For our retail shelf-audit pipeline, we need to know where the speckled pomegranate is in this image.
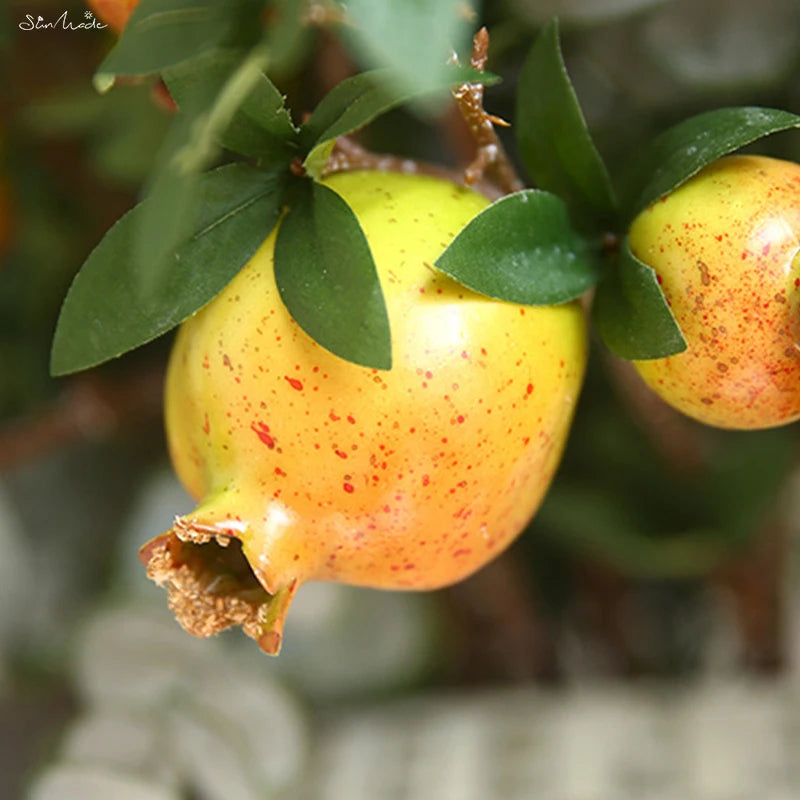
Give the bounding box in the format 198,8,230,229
140,170,587,654
631,155,800,429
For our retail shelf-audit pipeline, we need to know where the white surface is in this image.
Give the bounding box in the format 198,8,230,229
299,679,800,799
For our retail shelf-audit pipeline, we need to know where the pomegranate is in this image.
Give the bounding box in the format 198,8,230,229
630,155,800,429
141,170,587,653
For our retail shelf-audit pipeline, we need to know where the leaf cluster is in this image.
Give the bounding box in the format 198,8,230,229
51,0,490,374
51,4,800,377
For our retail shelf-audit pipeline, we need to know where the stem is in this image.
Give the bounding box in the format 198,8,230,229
322,136,506,201
451,27,524,196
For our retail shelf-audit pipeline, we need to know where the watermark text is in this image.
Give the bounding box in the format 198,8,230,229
19,10,107,31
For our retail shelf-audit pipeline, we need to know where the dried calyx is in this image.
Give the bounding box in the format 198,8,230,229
140,525,296,655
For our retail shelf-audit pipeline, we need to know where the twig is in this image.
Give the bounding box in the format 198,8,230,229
451,28,524,195
323,136,507,201
0,364,165,473
441,550,560,683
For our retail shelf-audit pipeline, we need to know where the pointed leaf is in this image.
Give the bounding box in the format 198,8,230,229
132,49,300,297
620,106,800,221
51,165,285,375
593,238,687,360
343,0,475,93
274,180,391,369
162,48,299,163
301,65,496,178
94,0,252,84
435,190,596,305
516,19,616,227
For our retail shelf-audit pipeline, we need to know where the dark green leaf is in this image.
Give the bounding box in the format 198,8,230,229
300,65,496,178
162,48,299,163
435,190,597,305
133,48,300,292
620,106,800,221
51,164,285,375
94,0,257,85
516,19,616,228
274,180,391,369
593,238,687,360
343,0,474,94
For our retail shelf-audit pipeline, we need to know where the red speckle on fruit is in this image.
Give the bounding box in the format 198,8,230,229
285,376,303,391
251,422,275,448
343,482,355,493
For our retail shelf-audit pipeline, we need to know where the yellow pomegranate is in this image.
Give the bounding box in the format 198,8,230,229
141,170,587,654
630,155,800,429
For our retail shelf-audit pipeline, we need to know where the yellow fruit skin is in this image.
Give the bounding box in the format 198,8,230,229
630,155,800,429
148,171,587,652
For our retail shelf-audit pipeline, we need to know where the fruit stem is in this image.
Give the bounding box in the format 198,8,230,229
451,27,524,195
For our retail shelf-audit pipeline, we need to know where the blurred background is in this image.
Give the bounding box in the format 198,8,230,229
3,0,800,797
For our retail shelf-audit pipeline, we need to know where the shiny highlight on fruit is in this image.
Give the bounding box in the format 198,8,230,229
141,170,587,654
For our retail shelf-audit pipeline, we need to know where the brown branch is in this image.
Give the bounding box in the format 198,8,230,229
323,136,507,201
451,28,524,195
0,364,165,473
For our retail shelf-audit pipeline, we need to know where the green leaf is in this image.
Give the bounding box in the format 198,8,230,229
51,164,285,375
593,238,687,360
343,0,475,94
435,190,597,305
94,0,257,85
300,65,495,179
162,48,299,163
274,180,391,370
132,48,299,296
620,106,800,221
516,19,616,228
